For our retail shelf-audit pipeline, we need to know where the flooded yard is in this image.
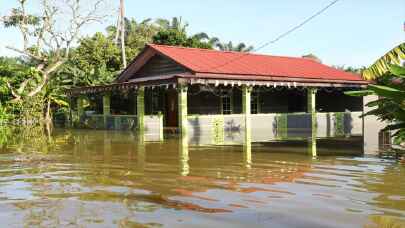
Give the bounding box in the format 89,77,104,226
0,127,404,227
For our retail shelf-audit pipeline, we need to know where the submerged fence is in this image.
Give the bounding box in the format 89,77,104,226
71,113,163,142
69,111,363,145
187,112,363,145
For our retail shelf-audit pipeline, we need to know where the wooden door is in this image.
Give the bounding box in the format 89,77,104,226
165,89,178,127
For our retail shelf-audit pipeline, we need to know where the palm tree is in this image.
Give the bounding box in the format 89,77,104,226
191,32,220,46
216,41,254,52
155,17,188,33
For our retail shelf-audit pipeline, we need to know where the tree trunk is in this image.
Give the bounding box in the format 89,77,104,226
45,99,52,124
120,0,127,68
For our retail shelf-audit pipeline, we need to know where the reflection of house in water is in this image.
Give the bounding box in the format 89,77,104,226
69,131,312,212
67,44,383,154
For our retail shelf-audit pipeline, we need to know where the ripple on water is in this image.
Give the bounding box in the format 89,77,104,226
0,128,404,228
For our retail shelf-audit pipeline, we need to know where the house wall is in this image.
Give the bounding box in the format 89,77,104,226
363,95,387,154
134,54,188,78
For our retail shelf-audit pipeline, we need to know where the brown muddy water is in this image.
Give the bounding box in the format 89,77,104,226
0,127,404,228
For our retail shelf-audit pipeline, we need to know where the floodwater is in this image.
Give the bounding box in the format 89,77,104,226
0,127,404,228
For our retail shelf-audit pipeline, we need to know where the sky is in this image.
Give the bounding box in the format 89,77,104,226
0,0,404,68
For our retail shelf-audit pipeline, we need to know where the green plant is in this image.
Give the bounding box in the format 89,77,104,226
362,43,405,80
346,65,405,145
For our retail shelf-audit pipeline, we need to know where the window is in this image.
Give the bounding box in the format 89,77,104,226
251,91,260,114
151,89,160,114
221,91,233,114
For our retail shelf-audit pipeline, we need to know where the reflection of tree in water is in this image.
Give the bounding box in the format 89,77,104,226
365,215,405,228
357,163,405,227
359,165,405,213
0,125,71,157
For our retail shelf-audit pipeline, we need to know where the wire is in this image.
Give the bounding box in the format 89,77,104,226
208,0,341,71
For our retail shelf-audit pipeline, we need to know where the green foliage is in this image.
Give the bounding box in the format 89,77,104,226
74,33,121,74
333,65,365,74
346,65,405,145
152,17,214,49
362,43,405,80
1,15,254,124
2,8,40,27
151,19,253,51
153,29,189,46
107,18,161,63
216,41,254,52
63,32,121,86
0,57,44,122
0,102,10,123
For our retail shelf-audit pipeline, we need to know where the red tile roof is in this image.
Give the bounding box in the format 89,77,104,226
148,44,365,83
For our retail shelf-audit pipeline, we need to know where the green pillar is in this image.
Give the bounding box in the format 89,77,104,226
137,86,145,137
307,88,317,157
243,140,252,169
103,94,111,116
77,96,85,118
242,86,252,146
103,94,111,129
137,135,146,172
68,97,74,127
103,131,112,164
178,85,188,145
158,112,164,141
179,136,189,176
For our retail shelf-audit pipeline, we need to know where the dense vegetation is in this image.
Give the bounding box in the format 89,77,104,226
0,0,252,124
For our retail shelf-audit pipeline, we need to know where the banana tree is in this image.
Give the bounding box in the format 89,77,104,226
362,43,405,80
346,65,405,145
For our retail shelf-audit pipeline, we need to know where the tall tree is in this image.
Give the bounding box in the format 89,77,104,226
62,32,122,87
152,17,213,49
119,0,127,68
192,32,220,46
2,0,108,104
155,17,188,33
107,18,160,61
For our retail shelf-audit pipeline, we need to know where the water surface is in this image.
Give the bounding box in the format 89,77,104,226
0,127,404,227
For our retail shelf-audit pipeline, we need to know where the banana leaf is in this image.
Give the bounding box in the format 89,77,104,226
390,65,405,78
368,85,405,102
344,90,373,96
383,122,405,131
362,43,405,80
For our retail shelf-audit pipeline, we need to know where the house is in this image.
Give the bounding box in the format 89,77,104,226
67,44,371,155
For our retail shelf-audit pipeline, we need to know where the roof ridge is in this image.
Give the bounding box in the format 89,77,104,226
147,43,318,62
